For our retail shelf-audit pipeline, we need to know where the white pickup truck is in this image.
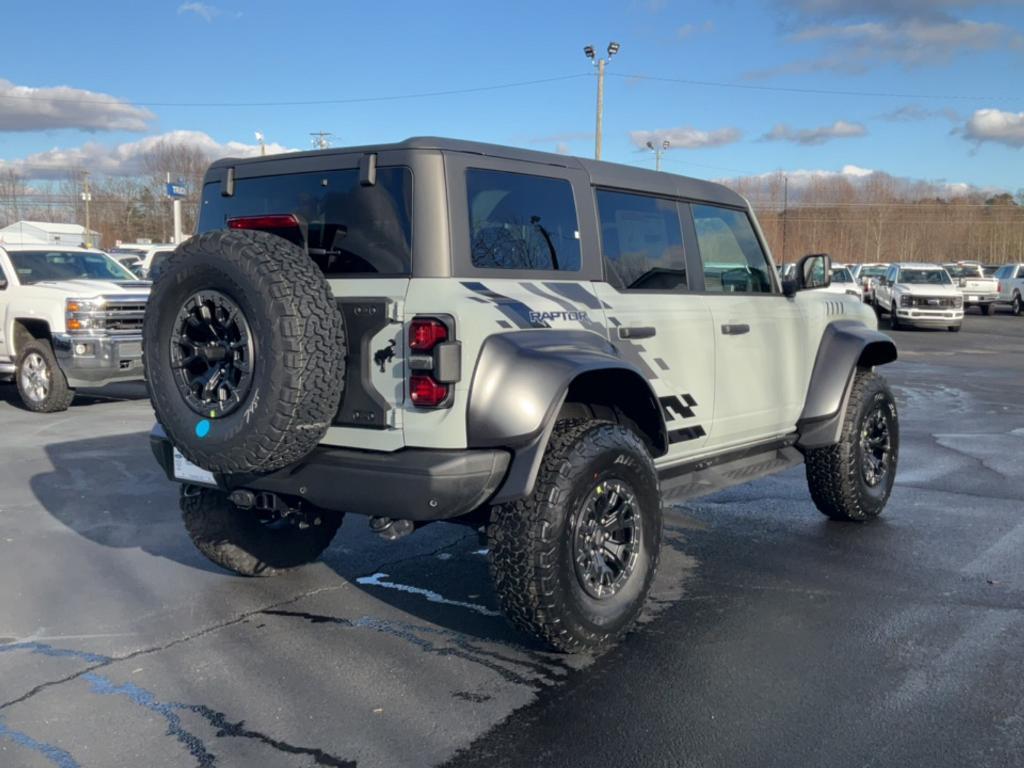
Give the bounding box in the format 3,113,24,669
994,263,1024,316
943,262,1000,315
0,244,150,411
874,262,964,331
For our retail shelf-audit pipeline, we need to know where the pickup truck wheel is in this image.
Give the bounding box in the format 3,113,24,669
980,304,991,316
805,370,898,522
948,325,961,332
144,229,345,474
180,486,342,576
889,304,901,330
487,419,662,653
15,340,75,413
1012,293,1022,317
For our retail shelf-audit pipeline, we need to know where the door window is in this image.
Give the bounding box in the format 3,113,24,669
596,189,687,290
466,169,580,271
692,205,773,293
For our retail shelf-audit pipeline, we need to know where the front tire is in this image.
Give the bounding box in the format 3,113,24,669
15,339,75,413
488,420,662,653
948,325,961,332
181,486,342,576
805,370,899,522
889,304,901,330
1012,293,1022,317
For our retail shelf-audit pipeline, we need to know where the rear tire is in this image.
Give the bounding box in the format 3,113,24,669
1012,293,1022,317
980,304,991,316
488,419,661,653
181,486,342,576
15,339,75,413
805,370,898,522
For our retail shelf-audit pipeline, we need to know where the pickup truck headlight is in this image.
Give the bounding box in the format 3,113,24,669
953,295,964,308
899,294,913,308
65,298,104,332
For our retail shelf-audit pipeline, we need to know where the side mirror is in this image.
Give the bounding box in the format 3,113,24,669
782,278,797,298
795,253,831,291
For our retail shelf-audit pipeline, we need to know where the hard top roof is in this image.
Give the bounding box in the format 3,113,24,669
206,136,747,208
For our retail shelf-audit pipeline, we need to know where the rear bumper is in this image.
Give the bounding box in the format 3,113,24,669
961,293,998,305
150,426,511,522
52,333,145,388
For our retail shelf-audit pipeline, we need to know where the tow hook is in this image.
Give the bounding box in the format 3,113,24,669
370,516,416,541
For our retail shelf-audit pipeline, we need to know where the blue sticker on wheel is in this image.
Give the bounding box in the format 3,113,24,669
195,419,211,438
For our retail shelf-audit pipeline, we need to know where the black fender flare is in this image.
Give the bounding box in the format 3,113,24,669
466,329,667,504
796,320,898,450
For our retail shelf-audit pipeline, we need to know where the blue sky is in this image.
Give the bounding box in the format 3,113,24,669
1,0,1022,191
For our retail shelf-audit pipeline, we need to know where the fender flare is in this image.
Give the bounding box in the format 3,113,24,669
796,320,898,450
466,329,666,504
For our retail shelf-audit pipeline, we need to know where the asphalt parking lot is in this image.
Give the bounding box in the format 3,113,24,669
1,311,1022,768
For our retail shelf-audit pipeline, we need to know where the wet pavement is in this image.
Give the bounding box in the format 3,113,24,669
1,310,1022,767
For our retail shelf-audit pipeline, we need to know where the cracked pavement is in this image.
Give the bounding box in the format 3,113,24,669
1,313,1022,767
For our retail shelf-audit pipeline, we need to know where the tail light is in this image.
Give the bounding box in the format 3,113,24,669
408,316,457,408
998,281,1003,292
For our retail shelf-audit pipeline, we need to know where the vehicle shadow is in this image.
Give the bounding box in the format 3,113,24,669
0,380,149,410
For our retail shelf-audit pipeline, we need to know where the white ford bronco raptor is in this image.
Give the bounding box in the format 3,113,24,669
144,138,899,652
0,244,150,411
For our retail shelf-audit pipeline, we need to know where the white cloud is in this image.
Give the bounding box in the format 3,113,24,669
760,120,867,145
178,2,221,22
0,130,298,180
752,2,1023,76
0,79,153,133
962,108,1024,148
629,125,742,150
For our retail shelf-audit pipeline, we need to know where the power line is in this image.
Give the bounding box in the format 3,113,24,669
608,72,1015,102
0,74,592,108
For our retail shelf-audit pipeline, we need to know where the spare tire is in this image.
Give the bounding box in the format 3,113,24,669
143,229,345,474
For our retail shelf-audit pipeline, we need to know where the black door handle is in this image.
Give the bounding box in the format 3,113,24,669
721,323,750,336
618,326,656,340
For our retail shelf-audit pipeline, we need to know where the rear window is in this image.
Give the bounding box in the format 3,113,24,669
466,169,580,271
198,167,412,276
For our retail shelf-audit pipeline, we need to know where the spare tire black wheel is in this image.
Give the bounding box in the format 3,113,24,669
144,229,345,475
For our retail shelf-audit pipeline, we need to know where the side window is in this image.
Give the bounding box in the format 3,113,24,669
466,169,580,271
596,189,687,290
692,204,774,293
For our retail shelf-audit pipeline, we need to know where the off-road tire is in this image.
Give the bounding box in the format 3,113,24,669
488,419,662,653
805,370,899,522
1012,293,1022,317
15,339,75,413
180,486,342,576
144,230,345,474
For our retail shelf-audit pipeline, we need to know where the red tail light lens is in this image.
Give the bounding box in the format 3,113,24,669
228,214,301,230
410,375,449,407
409,318,448,351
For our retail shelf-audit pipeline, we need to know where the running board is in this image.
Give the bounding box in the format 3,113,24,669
658,437,803,504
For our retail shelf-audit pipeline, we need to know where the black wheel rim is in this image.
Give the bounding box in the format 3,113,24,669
171,290,254,418
859,405,892,487
572,479,642,599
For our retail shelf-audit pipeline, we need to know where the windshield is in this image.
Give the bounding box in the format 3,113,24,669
861,266,887,278
832,267,853,283
9,250,137,285
944,264,983,279
901,269,952,285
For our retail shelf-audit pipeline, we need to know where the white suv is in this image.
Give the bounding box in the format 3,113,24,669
874,263,964,331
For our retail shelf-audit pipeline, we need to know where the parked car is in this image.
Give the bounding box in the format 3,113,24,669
110,243,177,279
142,137,899,652
943,262,1000,315
111,252,146,278
874,263,964,331
853,263,889,304
819,266,862,297
0,245,150,411
982,264,1000,277
994,263,1024,316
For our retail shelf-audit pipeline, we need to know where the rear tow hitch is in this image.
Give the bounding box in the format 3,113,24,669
229,489,323,529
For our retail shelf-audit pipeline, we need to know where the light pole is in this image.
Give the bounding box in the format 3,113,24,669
584,42,620,160
646,139,670,171
80,170,93,248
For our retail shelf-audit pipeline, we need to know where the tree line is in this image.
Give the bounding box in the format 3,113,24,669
1,142,1022,265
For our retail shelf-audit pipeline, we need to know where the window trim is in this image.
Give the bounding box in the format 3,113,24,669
444,153,601,281
686,201,781,297
594,187,693,294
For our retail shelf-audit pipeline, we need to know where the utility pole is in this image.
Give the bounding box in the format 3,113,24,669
781,174,789,265
310,131,333,150
255,131,266,156
80,170,93,247
646,139,670,171
584,42,620,160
